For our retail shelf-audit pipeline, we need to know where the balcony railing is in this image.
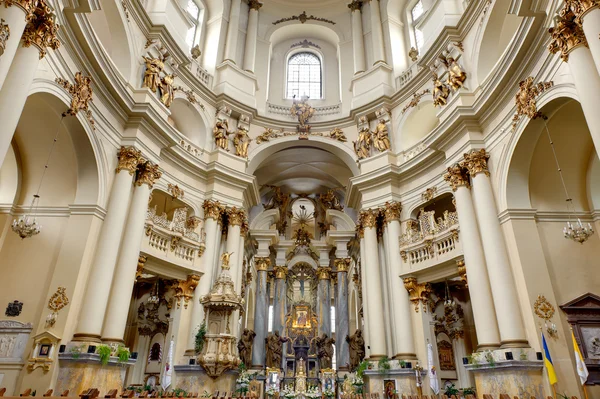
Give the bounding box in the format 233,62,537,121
400,210,462,267
266,102,342,117
142,206,206,268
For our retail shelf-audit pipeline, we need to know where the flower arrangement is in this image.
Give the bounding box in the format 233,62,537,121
323,388,335,399
282,385,297,399
305,386,321,399
266,387,278,398
236,370,251,394
351,376,364,386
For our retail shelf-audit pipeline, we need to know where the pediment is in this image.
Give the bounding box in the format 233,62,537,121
560,293,600,313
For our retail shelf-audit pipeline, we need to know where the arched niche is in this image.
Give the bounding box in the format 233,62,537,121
149,189,196,220
87,1,134,81
169,98,208,148
397,100,439,150
473,0,522,85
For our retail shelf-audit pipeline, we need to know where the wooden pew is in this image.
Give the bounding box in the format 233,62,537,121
61,390,70,397
80,388,100,399
20,389,32,397
0,388,6,397
105,389,118,398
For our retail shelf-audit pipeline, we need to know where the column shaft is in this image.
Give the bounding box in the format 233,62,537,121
223,0,241,64
470,172,527,346
74,148,142,341
350,7,366,74
0,4,29,91
252,259,269,367
272,268,287,334
580,8,600,76
359,237,370,346
243,5,260,72
335,262,350,370
452,185,501,349
366,0,386,65
317,269,331,336
0,45,39,166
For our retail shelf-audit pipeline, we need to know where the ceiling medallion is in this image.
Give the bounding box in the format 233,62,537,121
273,11,336,25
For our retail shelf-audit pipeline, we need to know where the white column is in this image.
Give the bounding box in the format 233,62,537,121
383,203,417,359
225,208,244,286
242,1,261,72
74,147,142,342
0,2,31,90
349,1,366,74
223,0,241,64
463,150,528,347
360,209,387,359
365,0,386,65
0,45,39,167
358,236,370,349
444,165,501,349
186,201,223,352
102,161,161,342
574,5,600,76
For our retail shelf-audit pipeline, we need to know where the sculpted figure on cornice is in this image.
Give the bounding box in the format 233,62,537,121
432,73,450,107
0,19,9,57
409,46,419,62
319,188,343,211
233,126,252,158
353,127,372,159
213,119,231,151
445,57,467,91
237,328,256,368
159,73,176,108
372,119,391,152
548,7,588,62
346,329,365,371
315,333,335,369
142,56,165,93
256,128,279,144
329,127,347,142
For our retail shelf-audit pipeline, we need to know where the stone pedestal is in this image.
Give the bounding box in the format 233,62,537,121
364,369,422,396
56,354,135,396
466,361,544,398
0,321,32,395
173,365,237,393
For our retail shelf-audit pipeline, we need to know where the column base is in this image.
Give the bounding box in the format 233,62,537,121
56,354,135,397
476,343,501,351
392,353,418,360
500,339,529,348
71,333,102,343
184,349,196,357
367,354,387,361
466,360,544,399
101,338,125,345
173,365,237,392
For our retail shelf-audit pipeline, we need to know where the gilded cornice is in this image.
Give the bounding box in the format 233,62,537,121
383,201,402,223
334,258,351,272
443,164,470,192
460,149,490,178
136,161,162,187
359,209,379,229
255,257,270,271
203,200,224,221
116,146,143,175
548,7,588,62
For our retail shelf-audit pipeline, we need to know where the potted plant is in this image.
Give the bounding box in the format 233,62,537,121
444,384,459,398
236,365,250,395
462,387,476,398
378,356,391,373
116,345,130,364
195,321,207,354
96,344,112,366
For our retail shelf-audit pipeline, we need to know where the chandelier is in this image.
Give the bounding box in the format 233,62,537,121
443,280,456,310
12,116,66,239
147,280,160,304
542,120,594,244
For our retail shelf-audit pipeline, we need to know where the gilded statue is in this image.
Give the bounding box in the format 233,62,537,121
290,95,315,129
159,73,176,108
319,189,343,211
346,330,365,371
408,46,419,62
233,127,252,158
329,128,347,142
142,56,164,93
314,333,335,369
220,252,233,268
432,73,450,107
213,119,231,151
446,57,466,91
265,331,290,368
372,119,391,152
263,185,290,212
256,128,279,144
353,127,372,159
237,328,256,368
342,375,354,395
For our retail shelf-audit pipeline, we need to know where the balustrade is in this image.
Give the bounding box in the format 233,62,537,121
266,102,341,117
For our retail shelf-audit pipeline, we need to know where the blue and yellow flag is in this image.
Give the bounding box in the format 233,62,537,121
542,332,558,385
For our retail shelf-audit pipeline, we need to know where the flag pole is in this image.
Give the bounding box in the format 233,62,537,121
582,385,589,399
551,383,557,399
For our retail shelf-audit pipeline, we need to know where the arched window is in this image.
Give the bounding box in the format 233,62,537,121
286,52,322,99
410,0,424,51
185,0,204,48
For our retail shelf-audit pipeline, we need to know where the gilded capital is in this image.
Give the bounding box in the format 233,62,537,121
443,164,470,192
316,266,331,280
2,0,38,19
359,209,379,229
348,0,362,11
334,258,351,272
383,201,402,223
203,200,224,221
173,274,200,309
240,220,249,237
227,207,246,227
403,277,433,313
274,265,288,279
461,149,490,178
116,146,143,175
548,7,588,62
255,257,270,271
565,0,600,22
21,0,60,59
248,0,263,10
136,161,162,187
457,260,468,287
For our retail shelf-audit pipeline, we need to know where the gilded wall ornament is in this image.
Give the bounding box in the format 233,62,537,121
291,39,321,50
136,254,147,281
142,56,165,93
534,294,559,338
402,89,431,114
233,127,252,158
116,146,143,175
173,274,200,309
318,188,343,211
432,73,450,107
136,161,162,188
445,57,467,91
511,77,554,130
353,127,372,159
457,260,467,287
443,164,470,191
55,72,95,129
167,183,184,199
329,127,347,142
408,46,419,62
564,0,600,23
159,73,176,108
548,7,588,62
213,119,231,151
403,277,433,313
0,19,9,57
5,300,23,317
372,119,391,152
21,0,60,59
383,201,401,223
273,11,336,25
334,258,351,272
46,287,69,328
191,44,201,60
422,187,437,202
256,128,279,144
348,0,362,11
291,95,315,130
203,199,224,221
460,149,490,178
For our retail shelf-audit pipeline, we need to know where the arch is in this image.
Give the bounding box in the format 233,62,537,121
249,209,280,230
247,136,359,176
265,21,345,46
326,210,356,231
397,100,439,151
288,255,318,270
169,97,209,148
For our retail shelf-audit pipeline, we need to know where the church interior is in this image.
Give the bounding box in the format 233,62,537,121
0,0,599,399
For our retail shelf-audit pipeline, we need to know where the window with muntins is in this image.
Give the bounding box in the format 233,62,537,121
286,52,322,99
411,0,425,51
186,0,202,48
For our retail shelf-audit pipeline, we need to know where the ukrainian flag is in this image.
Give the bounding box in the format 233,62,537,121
542,332,558,385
